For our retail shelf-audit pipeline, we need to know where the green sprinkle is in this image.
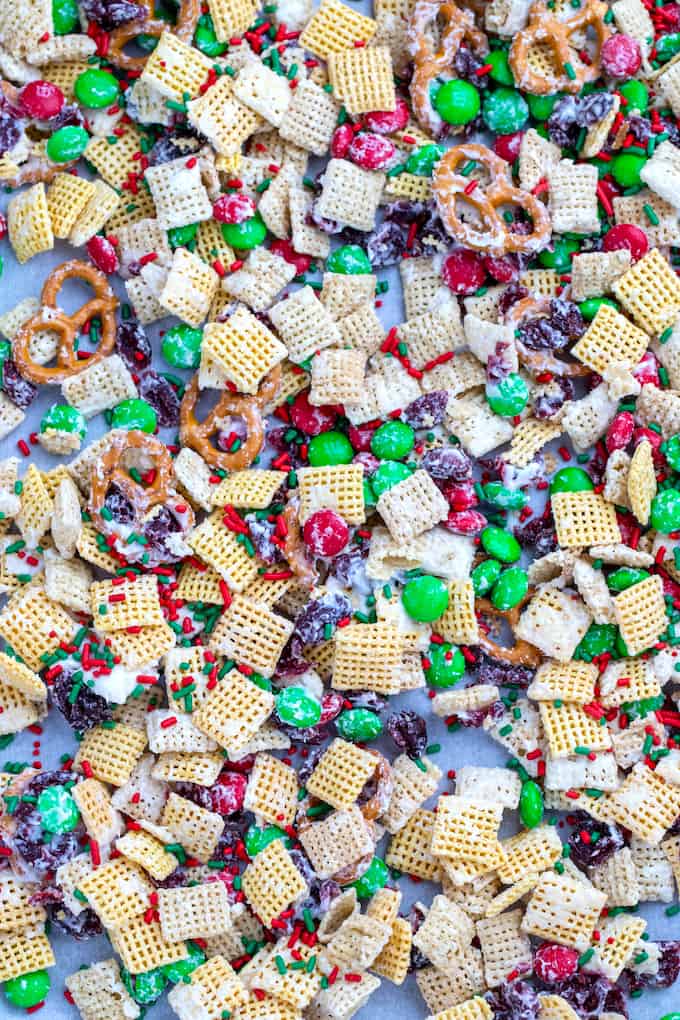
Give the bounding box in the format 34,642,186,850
564,61,576,80
414,758,427,772
578,948,595,966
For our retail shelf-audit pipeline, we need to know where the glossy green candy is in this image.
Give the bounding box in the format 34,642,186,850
425,642,465,688
472,558,502,596
250,673,272,692
276,686,322,727
491,566,528,610
487,49,514,85
519,780,544,829
538,237,578,271
578,296,618,321
370,420,414,460
127,968,167,1004
526,92,560,121
432,79,480,125
325,245,372,274
656,31,680,62
221,212,266,250
406,143,445,176
348,855,389,897
482,87,529,134
194,13,228,55
363,477,376,507
663,434,680,471
575,622,617,659
335,708,383,742
167,222,199,248
550,466,594,494
38,785,80,833
162,324,203,369
40,404,86,437
0,339,12,377
481,525,521,563
659,1013,680,1020
110,398,157,433
161,941,206,982
370,461,413,497
482,483,527,511
618,78,648,113
307,430,353,466
4,970,51,1009
607,567,650,592
52,0,79,33
74,68,119,109
486,373,529,417
46,124,89,163
651,488,680,533
611,152,646,188
402,575,449,622
245,824,289,857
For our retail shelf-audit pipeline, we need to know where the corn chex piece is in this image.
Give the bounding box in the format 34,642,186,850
202,306,287,395
426,999,493,1020
521,870,606,950
78,857,154,928
484,872,540,918
0,649,46,701
316,158,385,232
305,738,377,810
152,751,223,787
242,838,308,925
497,824,563,884
7,183,54,264
141,30,212,100
0,584,75,671
116,829,179,881
381,753,442,833
65,958,141,1020
207,0,258,40
328,45,396,114
162,791,225,863
0,931,55,983
431,795,504,867
209,595,293,677
193,673,274,755
61,354,137,420
331,621,403,694
537,995,580,1020
70,180,121,246
168,955,247,1019
0,874,46,934
270,285,341,365
477,907,533,988
188,512,259,591
527,660,598,703
72,777,123,848
323,911,390,973
211,470,285,510
147,708,218,754
385,808,441,881
613,247,680,335
16,464,52,547
298,805,374,879
570,249,631,302
188,75,263,157
321,271,376,317
551,490,621,548
111,915,188,975
46,173,96,239
160,247,219,327
90,575,164,632
0,680,43,734
588,847,639,907
540,700,612,759
299,0,377,58
233,62,292,126
106,623,176,669
515,587,592,663
572,302,649,373
582,914,647,983
412,894,475,975
144,155,212,230
279,78,339,157
613,574,667,656
75,722,148,787
627,438,656,526
85,127,144,190
297,463,365,525
376,469,448,544
244,752,298,826
222,248,296,313
372,916,411,985
608,762,680,843
310,347,366,406
438,579,479,645
158,882,232,943
600,658,660,709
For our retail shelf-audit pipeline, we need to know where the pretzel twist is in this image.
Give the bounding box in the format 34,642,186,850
282,500,317,589
505,295,590,378
476,593,543,668
108,0,201,70
90,430,175,524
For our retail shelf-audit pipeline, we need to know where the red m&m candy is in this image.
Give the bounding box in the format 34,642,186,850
268,239,311,275
330,123,354,158
20,80,65,119
303,508,350,556
603,222,648,262
213,192,256,224
601,33,641,78
348,132,396,170
86,235,119,274
493,130,524,163
363,96,410,134
442,249,486,295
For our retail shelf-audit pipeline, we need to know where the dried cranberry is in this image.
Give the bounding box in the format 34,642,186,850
224,754,256,774
485,980,538,1020
147,133,194,165
567,813,625,868
294,591,352,645
493,131,524,162
50,905,103,940
213,192,256,224
654,941,680,987
603,223,649,262
499,282,529,318
386,710,427,759
476,652,534,688
555,973,626,1019
330,123,354,158
143,505,183,560
289,391,336,435
115,319,152,371
601,32,641,77
348,132,395,170
52,671,111,731
484,254,520,283
87,235,119,274
515,514,557,555
172,782,214,811
215,816,251,856
245,515,283,564
303,508,349,557
547,95,582,147
20,80,64,120
403,391,449,429
209,772,247,815
442,249,486,295
366,220,408,266
80,0,146,29
269,239,311,275
138,371,180,427
331,542,368,587
421,445,471,480
549,298,585,340
0,110,21,155
519,317,569,353
2,359,37,409
51,103,85,131
534,377,574,419
104,484,136,524
534,943,579,984
364,97,410,134
443,509,487,535
605,410,635,453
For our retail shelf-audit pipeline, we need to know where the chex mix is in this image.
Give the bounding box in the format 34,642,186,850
4,0,680,1018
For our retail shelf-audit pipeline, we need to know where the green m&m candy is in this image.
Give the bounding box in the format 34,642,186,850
52,0,79,33
651,488,680,533
110,398,157,433
370,460,413,497
161,941,206,983
245,824,289,857
402,574,449,622
46,124,89,163
307,430,353,466
162,324,203,369
550,466,594,494
363,477,376,507
432,79,480,125
348,855,389,897
221,212,266,250
575,622,617,659
167,222,199,248
472,558,502,596
659,1014,680,1020
194,13,228,56
526,92,560,121
370,420,414,460
40,404,86,438
4,970,51,1009
482,87,528,134
611,151,646,188
482,483,527,511
491,566,528,610
74,68,119,109
425,642,465,688
519,780,544,829
406,143,445,176
487,49,514,85
579,296,618,321
656,31,680,62
326,245,372,274
538,237,578,270
663,434,680,471
276,686,321,728
336,708,383,742
481,525,521,563
618,78,648,113
607,567,650,592
486,373,529,417
37,785,80,833
123,967,167,1004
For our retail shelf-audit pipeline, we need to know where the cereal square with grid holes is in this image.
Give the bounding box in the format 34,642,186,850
233,62,292,126
192,672,275,756
168,955,247,1019
613,246,680,335
140,30,212,101
158,881,232,943
202,305,287,394
64,958,141,1020
209,595,294,677
160,247,219,328
244,752,299,826
521,870,607,950
376,469,449,545
279,79,339,156
161,791,225,863
242,838,308,925
269,285,342,365
144,156,212,230
306,738,378,810
328,45,396,115
316,159,385,232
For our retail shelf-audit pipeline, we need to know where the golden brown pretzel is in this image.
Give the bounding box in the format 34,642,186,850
359,750,394,822
90,430,175,525
432,143,551,256
476,593,542,668
108,0,201,70
509,0,610,96
179,365,281,473
12,260,117,384
282,500,317,589
505,295,590,379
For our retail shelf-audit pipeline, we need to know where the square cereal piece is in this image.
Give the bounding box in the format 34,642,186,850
61,354,137,418
298,805,374,879
583,914,647,983
279,78,339,156
614,190,680,248
416,960,486,1015
209,595,294,676
320,271,376,317
412,894,475,975
162,792,225,863
588,847,639,908
641,139,680,208
306,737,377,810
528,660,598,703
613,574,667,656
211,469,285,509
125,266,168,325
188,511,260,591
385,808,441,881
141,30,212,101
497,825,563,884
572,303,649,374
116,828,179,881
65,959,140,1020
0,874,45,934
308,974,380,1020
376,469,448,544
85,127,144,190
173,447,215,512
299,0,377,58
316,159,385,232
7,183,53,264
636,382,680,439
193,673,274,755
297,463,365,524
549,160,599,235
221,249,297,313
74,722,148,787
537,996,580,1020
72,777,123,847
476,908,533,988
111,916,187,975
289,185,331,259
160,246,218,327
244,752,298,826
521,871,606,950
539,701,612,759
233,62,292,126
608,762,680,843
158,882,232,942
0,584,75,671
431,795,504,867
147,709,218,754
0,931,54,983
90,575,163,632
630,836,675,901
106,624,175,669
372,916,412,985
78,857,153,928
331,621,404,694
613,247,680,335
455,766,521,810
177,561,222,604
337,301,386,357
269,285,342,364
0,680,43,734
323,912,390,973
551,490,622,548
328,45,396,115
242,838,308,925
111,753,167,823
562,384,618,454
168,955,247,1019
194,217,235,272
310,348,366,406
144,156,212,230
519,128,562,192
570,249,631,302
516,588,592,663
381,753,443,833
203,307,287,394
208,0,258,40
0,650,45,702
16,464,52,547
438,579,479,645
445,390,514,458
0,394,25,441
600,657,660,709
152,751,223,787
187,76,263,157
46,173,96,239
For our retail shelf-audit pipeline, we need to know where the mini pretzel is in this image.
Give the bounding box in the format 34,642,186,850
505,295,590,379
359,749,394,821
108,0,201,69
408,0,488,136
90,430,175,526
432,143,551,256
476,593,542,668
179,366,281,473
12,260,117,385
282,500,318,589
509,0,610,96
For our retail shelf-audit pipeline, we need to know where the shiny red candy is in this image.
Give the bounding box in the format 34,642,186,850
605,411,635,453
659,3,680,29
533,943,579,984
633,350,660,387
221,753,255,773
483,254,519,283
319,691,344,723
348,422,377,452
442,249,486,295
269,239,311,275
212,192,256,224
86,235,119,274
303,508,350,556
20,80,65,119
330,123,355,158
209,771,247,814
603,223,648,261
289,391,335,436
442,509,487,534
348,132,396,170
441,478,477,511
601,33,641,77
493,130,524,163
363,97,410,134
